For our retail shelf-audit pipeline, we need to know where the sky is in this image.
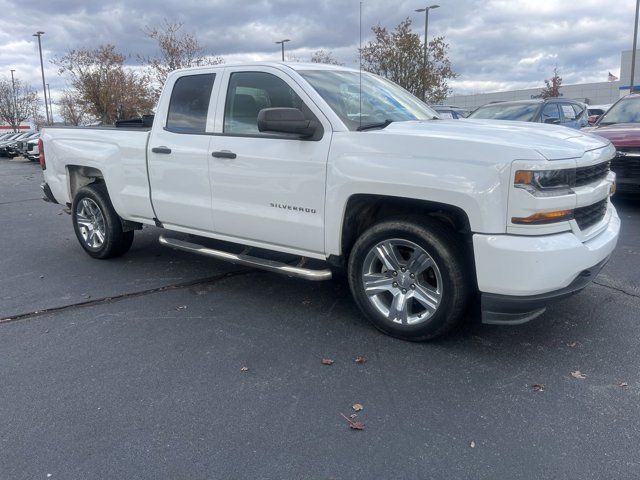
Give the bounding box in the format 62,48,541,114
0,0,637,120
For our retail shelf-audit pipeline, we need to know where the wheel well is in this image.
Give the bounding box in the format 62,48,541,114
341,194,472,257
67,165,104,201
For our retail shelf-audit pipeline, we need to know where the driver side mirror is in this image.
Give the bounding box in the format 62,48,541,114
257,108,319,138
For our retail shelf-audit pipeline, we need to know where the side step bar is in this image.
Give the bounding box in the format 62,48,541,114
159,235,332,281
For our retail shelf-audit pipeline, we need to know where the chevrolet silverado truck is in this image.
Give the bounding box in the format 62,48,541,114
39,62,620,341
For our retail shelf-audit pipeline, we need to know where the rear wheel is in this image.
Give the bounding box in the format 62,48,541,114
347,217,471,341
72,183,134,259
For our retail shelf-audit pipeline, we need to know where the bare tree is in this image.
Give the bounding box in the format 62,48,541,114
0,76,41,131
58,89,90,125
361,18,456,103
541,67,562,99
54,44,155,124
141,20,223,99
310,50,343,65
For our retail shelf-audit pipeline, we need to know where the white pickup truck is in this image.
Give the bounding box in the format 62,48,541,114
40,62,620,340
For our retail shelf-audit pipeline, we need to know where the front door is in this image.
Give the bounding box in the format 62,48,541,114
209,67,331,256
147,72,219,232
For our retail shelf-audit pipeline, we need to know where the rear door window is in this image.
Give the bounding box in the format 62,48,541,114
166,73,216,133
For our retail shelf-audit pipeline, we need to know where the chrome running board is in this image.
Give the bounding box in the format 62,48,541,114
159,235,332,281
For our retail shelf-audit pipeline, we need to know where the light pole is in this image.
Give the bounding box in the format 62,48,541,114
415,4,440,100
10,69,18,132
275,39,290,61
33,31,50,124
631,0,640,93
46,83,53,123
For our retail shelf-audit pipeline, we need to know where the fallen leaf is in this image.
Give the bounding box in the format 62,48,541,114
321,358,334,365
570,370,586,379
240,366,249,372
531,383,545,392
352,403,363,411
470,441,475,448
176,305,187,311
566,341,577,348
618,382,628,388
340,412,365,430
355,356,367,364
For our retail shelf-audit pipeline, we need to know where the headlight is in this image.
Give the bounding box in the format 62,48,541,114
514,169,575,196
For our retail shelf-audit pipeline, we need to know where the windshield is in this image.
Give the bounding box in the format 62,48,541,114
298,70,438,130
469,103,539,121
598,97,640,125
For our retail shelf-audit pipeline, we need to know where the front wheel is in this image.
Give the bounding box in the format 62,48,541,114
347,217,471,341
72,183,134,259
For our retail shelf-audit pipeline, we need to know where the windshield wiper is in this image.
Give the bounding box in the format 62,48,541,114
356,119,394,131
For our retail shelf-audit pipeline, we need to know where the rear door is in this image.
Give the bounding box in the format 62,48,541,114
208,66,331,256
147,71,221,232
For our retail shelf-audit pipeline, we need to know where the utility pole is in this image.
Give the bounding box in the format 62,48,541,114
631,0,640,93
10,69,18,132
33,31,50,124
415,5,440,101
47,83,53,123
275,39,290,61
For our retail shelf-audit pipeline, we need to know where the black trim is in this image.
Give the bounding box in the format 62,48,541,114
481,256,610,325
40,182,58,204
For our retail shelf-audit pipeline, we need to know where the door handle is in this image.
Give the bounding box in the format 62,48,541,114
152,146,172,154
212,150,237,159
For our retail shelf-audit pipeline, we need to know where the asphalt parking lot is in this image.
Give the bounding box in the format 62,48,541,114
1,157,639,479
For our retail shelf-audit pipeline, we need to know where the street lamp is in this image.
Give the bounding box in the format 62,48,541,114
33,31,50,124
275,39,291,62
415,4,440,100
631,0,639,93
10,69,18,132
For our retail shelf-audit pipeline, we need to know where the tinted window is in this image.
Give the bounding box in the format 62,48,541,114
166,73,215,133
468,103,539,121
541,103,560,123
224,72,311,134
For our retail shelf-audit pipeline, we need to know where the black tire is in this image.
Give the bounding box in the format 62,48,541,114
347,216,471,341
71,183,134,259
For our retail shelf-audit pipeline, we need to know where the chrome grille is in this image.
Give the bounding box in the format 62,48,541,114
612,149,640,179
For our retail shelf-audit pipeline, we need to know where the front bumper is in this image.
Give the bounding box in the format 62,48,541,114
473,205,620,324
481,256,609,324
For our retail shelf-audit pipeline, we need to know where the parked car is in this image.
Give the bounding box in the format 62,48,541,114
587,104,612,125
468,98,589,129
583,94,640,194
25,137,40,161
6,132,39,158
432,105,469,119
40,62,618,341
0,132,31,157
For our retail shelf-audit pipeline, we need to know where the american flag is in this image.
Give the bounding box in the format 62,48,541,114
608,72,619,82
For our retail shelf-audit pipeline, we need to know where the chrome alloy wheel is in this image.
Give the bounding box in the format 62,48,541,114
75,198,106,249
361,239,443,325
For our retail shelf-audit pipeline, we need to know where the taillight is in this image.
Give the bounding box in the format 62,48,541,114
38,138,46,170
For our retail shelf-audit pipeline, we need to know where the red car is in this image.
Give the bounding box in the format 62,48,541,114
583,94,640,194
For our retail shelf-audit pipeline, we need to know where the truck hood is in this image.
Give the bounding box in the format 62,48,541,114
581,123,640,148
378,119,610,160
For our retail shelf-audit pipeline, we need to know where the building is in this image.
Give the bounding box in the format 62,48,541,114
446,50,640,110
